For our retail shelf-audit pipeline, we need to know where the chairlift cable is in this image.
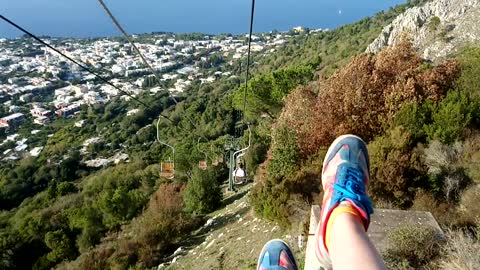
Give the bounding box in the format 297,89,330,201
97,0,178,105
242,0,256,124
97,0,211,140
0,14,153,109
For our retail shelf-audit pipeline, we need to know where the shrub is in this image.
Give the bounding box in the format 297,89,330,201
428,16,441,32
266,126,301,181
183,168,222,214
411,190,470,227
384,225,441,268
459,184,480,222
440,228,480,270
461,133,480,182
232,65,314,119
60,184,201,270
133,184,200,267
57,182,78,196
425,90,479,144
394,101,434,142
44,229,77,263
424,140,471,202
455,47,480,97
250,152,324,228
368,127,428,207
250,180,290,227
278,39,459,157
274,85,318,157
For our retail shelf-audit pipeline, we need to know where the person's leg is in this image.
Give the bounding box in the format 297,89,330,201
329,212,385,269
315,134,385,270
256,239,298,270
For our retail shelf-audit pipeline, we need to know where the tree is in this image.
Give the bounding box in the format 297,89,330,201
425,91,479,144
183,168,222,214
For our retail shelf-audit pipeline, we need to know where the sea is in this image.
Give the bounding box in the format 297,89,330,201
1,0,405,38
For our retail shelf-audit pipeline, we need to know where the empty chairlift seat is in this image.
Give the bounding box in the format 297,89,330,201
198,160,208,170
160,161,174,179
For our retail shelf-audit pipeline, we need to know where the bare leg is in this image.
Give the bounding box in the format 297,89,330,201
329,213,385,270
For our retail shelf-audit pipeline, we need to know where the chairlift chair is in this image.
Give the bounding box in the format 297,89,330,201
160,161,175,179
198,160,208,170
232,125,251,185
197,138,208,170
157,119,175,179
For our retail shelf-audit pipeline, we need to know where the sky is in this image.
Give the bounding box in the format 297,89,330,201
0,0,406,38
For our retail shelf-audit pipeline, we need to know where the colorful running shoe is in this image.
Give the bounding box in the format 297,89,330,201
257,239,298,270
315,135,374,269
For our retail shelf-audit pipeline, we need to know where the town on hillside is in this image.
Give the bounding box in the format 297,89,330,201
0,27,318,163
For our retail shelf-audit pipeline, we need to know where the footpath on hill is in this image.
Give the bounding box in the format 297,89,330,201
163,183,304,270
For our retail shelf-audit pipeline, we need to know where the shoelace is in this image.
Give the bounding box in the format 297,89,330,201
333,165,374,215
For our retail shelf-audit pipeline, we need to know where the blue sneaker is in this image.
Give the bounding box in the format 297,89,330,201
315,135,374,269
257,239,298,270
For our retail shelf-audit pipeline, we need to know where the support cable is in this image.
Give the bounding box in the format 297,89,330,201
242,0,256,123
97,0,208,135
97,0,178,105
0,14,154,109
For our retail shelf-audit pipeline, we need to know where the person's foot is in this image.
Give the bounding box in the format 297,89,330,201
315,135,374,269
257,239,298,270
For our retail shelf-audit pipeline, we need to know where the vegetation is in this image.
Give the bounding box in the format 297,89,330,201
2,0,480,268
183,167,223,214
250,39,471,224
383,225,441,269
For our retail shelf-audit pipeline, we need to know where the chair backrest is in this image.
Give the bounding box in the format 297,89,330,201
160,161,174,179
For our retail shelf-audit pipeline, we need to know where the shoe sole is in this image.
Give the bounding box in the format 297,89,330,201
256,239,298,270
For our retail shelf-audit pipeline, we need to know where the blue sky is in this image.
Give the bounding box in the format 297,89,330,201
1,0,405,38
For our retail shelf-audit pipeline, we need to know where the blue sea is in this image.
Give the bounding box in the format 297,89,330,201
1,0,405,38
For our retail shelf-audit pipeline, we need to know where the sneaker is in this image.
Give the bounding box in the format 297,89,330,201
257,239,298,270
315,135,374,269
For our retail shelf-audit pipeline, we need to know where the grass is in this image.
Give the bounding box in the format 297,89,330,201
440,227,480,270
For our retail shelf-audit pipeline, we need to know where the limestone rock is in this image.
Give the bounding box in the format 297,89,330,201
367,0,480,61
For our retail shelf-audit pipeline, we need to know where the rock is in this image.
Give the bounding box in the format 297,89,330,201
235,214,241,218
218,233,224,238
366,0,480,61
172,256,180,263
205,218,215,227
205,239,215,249
173,247,183,256
157,263,166,270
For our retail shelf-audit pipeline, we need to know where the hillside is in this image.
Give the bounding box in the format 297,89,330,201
2,0,480,269
248,0,480,268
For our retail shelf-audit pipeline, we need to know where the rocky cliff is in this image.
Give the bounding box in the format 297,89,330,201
367,0,480,61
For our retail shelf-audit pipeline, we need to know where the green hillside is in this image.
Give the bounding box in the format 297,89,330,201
3,0,480,269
